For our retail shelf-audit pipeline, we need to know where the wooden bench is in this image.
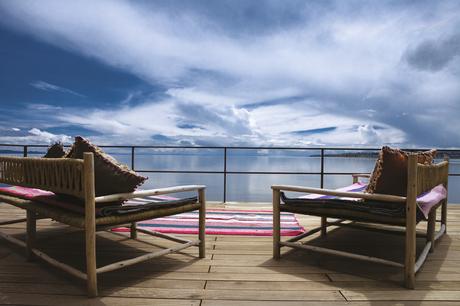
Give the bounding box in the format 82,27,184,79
272,154,449,288
0,153,206,297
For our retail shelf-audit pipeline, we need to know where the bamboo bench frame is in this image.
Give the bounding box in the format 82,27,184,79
272,154,449,288
0,153,206,297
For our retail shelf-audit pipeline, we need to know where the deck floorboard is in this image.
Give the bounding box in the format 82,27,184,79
1,203,459,305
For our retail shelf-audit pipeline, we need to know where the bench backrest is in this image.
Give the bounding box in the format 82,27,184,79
0,155,88,199
416,159,449,195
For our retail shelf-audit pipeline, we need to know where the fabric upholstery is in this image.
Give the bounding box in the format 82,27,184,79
66,136,147,197
366,146,437,196
43,142,66,158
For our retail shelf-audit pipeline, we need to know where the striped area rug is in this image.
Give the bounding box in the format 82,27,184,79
113,209,305,236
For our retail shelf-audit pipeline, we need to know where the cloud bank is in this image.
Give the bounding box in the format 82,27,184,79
1,0,459,147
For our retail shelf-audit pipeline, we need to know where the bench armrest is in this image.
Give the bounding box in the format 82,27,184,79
352,173,371,183
95,185,206,203
352,173,371,178
271,185,406,203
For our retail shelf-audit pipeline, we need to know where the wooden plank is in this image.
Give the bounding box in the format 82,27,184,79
206,280,460,291
205,280,403,291
104,287,344,301
329,271,460,282
202,289,344,301
342,290,460,301
0,263,210,274
0,282,84,295
210,266,334,274
203,302,460,306
101,279,205,289
0,293,200,306
138,272,329,282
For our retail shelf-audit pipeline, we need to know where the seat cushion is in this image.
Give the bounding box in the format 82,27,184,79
66,136,147,197
281,192,409,219
0,185,197,218
365,146,437,196
281,183,446,223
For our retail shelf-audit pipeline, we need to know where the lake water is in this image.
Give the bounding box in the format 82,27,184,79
98,148,460,203
6,148,460,203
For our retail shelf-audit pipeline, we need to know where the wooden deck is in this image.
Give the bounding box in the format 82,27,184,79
1,203,460,305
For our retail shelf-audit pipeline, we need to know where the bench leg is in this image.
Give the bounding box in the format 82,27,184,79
441,199,447,234
273,189,281,259
83,152,98,297
404,155,417,289
404,221,416,288
130,222,137,239
321,217,327,237
198,189,206,258
86,222,97,297
427,210,436,253
26,211,36,261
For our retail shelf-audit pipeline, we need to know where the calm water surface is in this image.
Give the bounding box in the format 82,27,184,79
122,149,460,203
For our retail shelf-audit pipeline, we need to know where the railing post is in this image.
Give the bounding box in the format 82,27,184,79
320,148,325,188
23,146,28,157
223,147,227,203
131,146,135,170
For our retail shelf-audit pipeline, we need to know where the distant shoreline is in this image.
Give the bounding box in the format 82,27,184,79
310,151,460,158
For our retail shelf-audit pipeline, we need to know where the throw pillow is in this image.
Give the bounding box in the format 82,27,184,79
66,136,147,197
365,146,437,196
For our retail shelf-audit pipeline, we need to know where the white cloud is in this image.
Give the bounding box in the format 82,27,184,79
0,128,71,145
1,1,459,146
28,128,71,144
30,81,85,97
28,103,63,111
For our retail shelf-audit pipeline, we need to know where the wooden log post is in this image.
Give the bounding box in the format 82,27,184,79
321,216,327,237
442,156,449,233
83,153,98,297
442,199,448,234
405,154,418,289
427,210,436,253
130,222,137,239
198,188,206,258
26,210,36,261
273,188,281,259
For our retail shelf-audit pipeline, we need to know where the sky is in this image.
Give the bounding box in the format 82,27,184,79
0,0,459,147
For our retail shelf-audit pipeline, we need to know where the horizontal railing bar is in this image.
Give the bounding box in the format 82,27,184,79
2,143,460,151
136,170,323,174
134,170,460,176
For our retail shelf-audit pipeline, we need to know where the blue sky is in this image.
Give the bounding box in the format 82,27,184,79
0,0,459,147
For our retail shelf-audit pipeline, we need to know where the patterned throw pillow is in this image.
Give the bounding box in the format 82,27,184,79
66,136,147,197
365,146,437,196
43,142,67,158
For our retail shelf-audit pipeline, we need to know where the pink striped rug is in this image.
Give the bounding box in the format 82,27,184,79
113,209,305,236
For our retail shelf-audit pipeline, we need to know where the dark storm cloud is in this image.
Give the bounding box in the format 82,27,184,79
405,32,460,72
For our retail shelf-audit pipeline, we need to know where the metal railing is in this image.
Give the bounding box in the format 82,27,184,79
1,144,459,202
